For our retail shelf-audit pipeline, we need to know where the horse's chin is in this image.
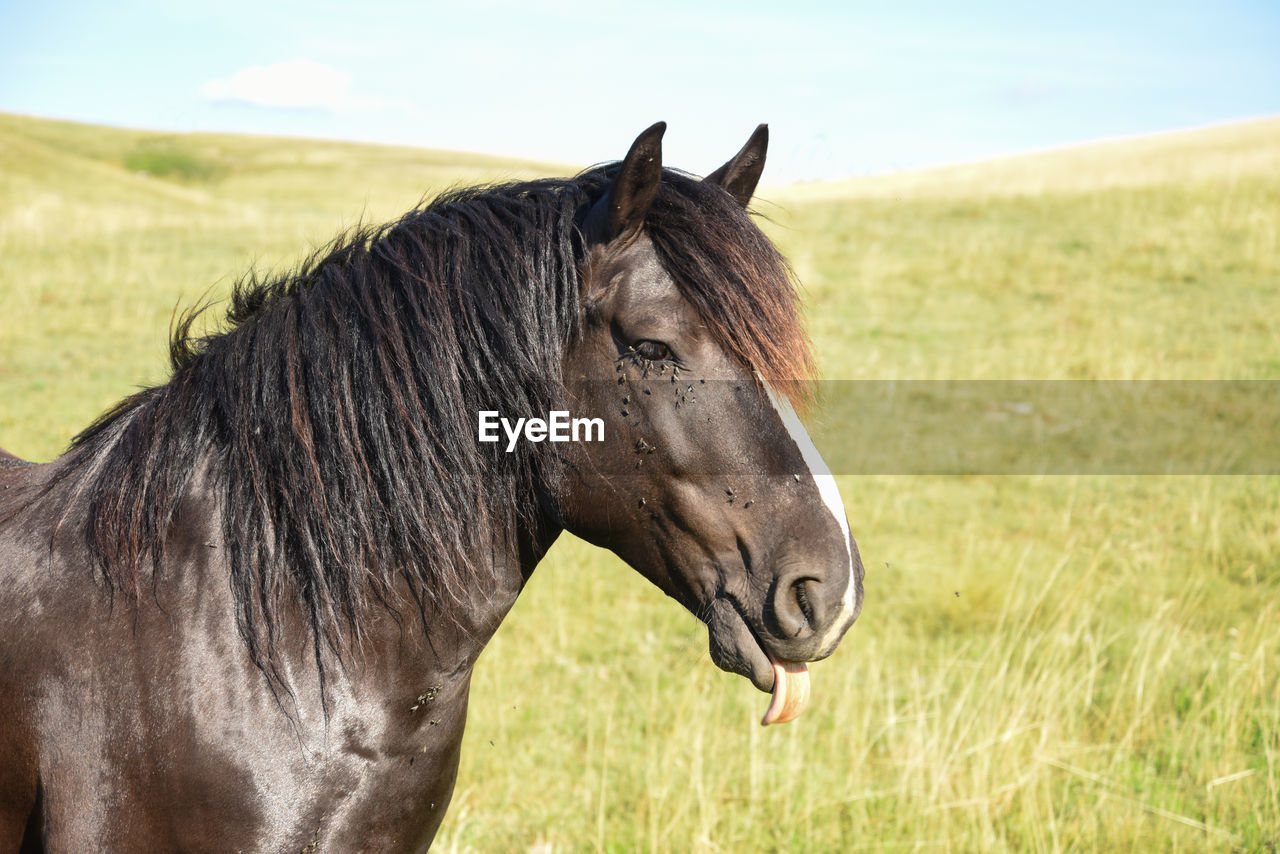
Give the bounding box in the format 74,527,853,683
704,599,775,693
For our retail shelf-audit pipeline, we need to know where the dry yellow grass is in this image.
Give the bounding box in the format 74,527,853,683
1,112,1277,851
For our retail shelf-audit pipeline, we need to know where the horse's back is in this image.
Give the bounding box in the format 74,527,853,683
0,446,32,469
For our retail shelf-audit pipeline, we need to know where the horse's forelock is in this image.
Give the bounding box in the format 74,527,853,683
644,172,816,413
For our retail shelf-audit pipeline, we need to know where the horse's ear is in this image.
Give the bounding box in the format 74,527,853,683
704,124,768,207
608,121,666,239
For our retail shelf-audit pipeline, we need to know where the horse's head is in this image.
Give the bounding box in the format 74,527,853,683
556,123,864,723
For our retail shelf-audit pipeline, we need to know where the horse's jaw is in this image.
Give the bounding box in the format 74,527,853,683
702,596,811,725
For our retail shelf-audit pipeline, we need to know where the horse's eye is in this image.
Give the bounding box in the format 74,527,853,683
634,340,673,362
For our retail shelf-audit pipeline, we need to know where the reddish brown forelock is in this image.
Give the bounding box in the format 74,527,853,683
643,172,816,415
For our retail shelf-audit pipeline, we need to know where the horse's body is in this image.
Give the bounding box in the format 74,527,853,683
0,125,863,852
0,453,539,849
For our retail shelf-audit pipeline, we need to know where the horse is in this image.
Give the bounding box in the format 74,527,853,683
0,123,864,852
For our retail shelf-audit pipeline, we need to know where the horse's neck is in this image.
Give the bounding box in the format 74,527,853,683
465,510,563,641
50,437,567,717
322,509,562,701
289,511,564,747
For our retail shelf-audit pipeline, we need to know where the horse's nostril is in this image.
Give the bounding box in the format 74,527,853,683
771,574,825,641
794,579,817,626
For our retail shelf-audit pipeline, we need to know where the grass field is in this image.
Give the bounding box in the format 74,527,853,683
1,112,1277,851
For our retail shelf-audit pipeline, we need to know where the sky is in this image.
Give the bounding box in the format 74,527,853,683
2,0,1278,183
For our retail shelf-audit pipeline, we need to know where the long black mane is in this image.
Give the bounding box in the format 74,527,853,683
55,166,813,687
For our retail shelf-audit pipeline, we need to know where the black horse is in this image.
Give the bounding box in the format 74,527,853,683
0,124,863,852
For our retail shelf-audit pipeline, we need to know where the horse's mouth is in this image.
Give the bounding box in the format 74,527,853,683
705,597,774,691
703,598,811,725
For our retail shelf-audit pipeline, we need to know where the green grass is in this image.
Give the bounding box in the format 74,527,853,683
1,111,1277,851
122,142,226,182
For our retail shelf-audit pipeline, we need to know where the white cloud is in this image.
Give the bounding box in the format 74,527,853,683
201,60,383,112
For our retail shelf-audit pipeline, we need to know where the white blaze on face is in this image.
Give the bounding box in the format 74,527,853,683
761,379,857,652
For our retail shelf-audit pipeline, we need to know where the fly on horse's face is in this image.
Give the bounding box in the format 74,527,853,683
558,124,864,721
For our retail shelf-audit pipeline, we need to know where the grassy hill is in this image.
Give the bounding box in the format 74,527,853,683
1,112,1277,851
0,112,574,459
768,117,1280,382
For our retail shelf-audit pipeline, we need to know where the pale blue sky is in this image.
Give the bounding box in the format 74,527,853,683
2,0,1277,181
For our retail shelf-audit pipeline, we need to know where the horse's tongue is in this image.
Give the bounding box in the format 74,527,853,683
761,657,810,726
